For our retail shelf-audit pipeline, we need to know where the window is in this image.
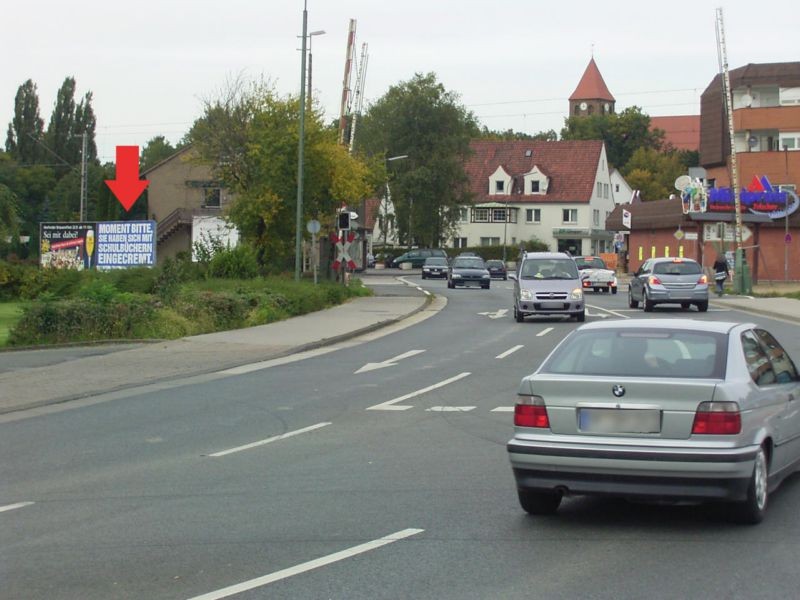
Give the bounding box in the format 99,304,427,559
480,237,500,246
592,209,600,227
596,182,602,196
453,237,468,248
779,133,800,150
604,183,609,199
531,180,540,193
526,208,541,223
587,105,594,115
492,208,507,222
472,208,489,222
562,209,577,224
742,331,777,386
495,180,505,193
754,329,799,383
779,87,800,106
615,184,620,193
204,188,221,208
574,105,580,115
458,207,468,222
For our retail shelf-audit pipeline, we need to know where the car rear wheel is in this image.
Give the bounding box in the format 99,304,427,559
696,301,709,312
733,446,768,524
643,291,654,312
628,287,639,308
447,280,454,289
518,489,562,515
611,287,618,295
681,302,690,310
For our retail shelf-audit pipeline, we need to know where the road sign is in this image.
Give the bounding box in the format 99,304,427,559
306,219,320,234
673,229,685,240
332,230,357,271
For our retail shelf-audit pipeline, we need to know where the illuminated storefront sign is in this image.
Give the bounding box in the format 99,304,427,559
708,175,799,219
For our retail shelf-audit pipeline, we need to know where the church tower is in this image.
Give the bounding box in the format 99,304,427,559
569,58,615,117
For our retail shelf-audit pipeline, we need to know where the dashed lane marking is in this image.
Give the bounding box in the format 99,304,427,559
426,406,476,412
0,502,34,513
536,327,553,337
496,345,524,359
207,422,331,457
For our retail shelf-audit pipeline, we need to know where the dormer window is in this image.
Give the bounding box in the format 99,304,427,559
495,180,505,193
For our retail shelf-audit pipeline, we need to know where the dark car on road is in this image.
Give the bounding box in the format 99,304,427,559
485,259,508,280
447,256,491,289
421,256,449,279
628,257,709,312
508,318,800,523
390,248,447,269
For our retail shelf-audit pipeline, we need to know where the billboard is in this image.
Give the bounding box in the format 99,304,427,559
40,222,96,270
40,221,156,270
95,221,156,268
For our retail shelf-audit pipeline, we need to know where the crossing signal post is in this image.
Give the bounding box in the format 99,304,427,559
338,210,351,231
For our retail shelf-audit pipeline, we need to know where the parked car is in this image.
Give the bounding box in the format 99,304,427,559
628,257,709,312
507,319,800,523
574,255,617,294
485,259,508,280
390,248,447,269
447,256,491,289
421,256,449,279
509,252,584,322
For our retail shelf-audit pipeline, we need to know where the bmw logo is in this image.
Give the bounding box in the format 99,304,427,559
612,385,626,398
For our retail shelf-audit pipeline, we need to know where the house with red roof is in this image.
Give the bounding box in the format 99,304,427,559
454,139,618,255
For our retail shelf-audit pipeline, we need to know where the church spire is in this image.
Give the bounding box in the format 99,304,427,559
569,58,615,117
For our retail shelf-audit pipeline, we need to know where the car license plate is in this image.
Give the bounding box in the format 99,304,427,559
578,408,661,433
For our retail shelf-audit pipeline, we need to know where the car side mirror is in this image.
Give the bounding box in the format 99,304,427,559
508,272,518,281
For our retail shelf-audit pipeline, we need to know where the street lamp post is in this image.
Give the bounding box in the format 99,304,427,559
294,2,309,281
306,30,325,112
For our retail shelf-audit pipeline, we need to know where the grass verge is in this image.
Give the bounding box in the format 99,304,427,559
0,302,24,346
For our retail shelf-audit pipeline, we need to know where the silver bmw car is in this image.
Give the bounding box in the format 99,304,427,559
507,319,800,523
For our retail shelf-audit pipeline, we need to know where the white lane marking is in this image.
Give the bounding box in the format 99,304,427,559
366,372,471,411
186,528,425,600
585,304,630,319
208,423,331,457
219,347,340,376
536,327,553,337
355,349,426,374
584,308,609,319
0,502,34,513
423,290,431,296
491,407,515,412
496,345,524,359
426,406,476,412
478,309,508,319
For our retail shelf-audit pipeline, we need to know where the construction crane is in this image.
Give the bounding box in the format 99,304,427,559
348,42,369,153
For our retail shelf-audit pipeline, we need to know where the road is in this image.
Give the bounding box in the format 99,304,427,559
3,275,800,599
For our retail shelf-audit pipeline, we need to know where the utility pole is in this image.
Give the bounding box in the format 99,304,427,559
79,133,88,221
295,1,308,281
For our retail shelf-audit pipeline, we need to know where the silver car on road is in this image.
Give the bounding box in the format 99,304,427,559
628,257,709,312
507,319,800,523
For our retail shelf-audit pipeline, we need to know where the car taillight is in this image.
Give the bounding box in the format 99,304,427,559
697,274,708,284
515,395,550,428
692,401,741,434
583,281,590,287
648,275,662,286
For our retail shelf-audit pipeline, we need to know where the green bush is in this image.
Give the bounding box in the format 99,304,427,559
209,245,259,279
109,267,159,294
8,294,155,345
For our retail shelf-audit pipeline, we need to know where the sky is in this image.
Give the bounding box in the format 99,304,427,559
2,0,797,165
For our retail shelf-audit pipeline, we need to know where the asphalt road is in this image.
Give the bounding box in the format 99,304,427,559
3,275,800,599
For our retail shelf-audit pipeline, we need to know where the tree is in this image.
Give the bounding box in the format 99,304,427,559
141,136,179,171
355,73,479,247
0,183,20,242
5,79,45,164
45,77,97,169
623,147,688,201
560,106,664,168
189,78,376,270
478,126,557,141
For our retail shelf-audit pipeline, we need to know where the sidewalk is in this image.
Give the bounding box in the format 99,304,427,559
0,276,429,415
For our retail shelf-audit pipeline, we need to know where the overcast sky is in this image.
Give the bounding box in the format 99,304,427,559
2,0,796,164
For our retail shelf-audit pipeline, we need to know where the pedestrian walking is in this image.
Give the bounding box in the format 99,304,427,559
713,255,729,297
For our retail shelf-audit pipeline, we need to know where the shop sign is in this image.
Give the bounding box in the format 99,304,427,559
707,175,799,219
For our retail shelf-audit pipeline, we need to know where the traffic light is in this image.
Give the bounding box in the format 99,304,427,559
338,211,351,231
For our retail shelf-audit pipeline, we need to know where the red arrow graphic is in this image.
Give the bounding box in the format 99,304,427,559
105,146,149,212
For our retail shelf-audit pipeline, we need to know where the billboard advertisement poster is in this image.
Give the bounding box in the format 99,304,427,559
95,221,157,269
40,222,96,270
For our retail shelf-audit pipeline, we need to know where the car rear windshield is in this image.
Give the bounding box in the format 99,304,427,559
453,258,484,269
653,261,702,275
425,258,448,265
486,260,504,267
541,329,728,378
576,257,606,269
520,259,579,280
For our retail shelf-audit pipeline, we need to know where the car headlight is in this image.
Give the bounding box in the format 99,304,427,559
482,273,490,278
520,289,533,300
452,273,462,279
570,288,583,300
